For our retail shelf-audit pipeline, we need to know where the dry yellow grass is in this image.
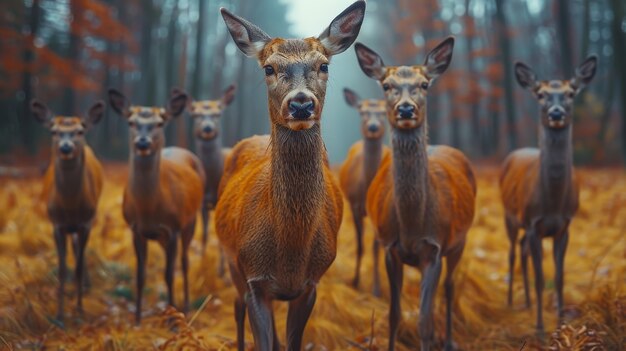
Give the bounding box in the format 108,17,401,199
0,165,624,350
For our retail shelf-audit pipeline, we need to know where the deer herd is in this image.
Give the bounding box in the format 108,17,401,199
30,1,599,350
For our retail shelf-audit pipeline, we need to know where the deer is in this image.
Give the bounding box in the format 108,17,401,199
177,85,236,277
355,37,477,351
215,1,365,350
107,89,205,324
501,56,597,333
30,99,105,322
339,88,390,296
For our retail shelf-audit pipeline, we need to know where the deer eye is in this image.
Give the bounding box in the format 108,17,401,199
76,130,84,136
264,65,275,76
320,63,329,73
156,122,164,128
567,91,575,98
128,121,135,127
421,82,429,90
382,83,391,91
537,92,545,99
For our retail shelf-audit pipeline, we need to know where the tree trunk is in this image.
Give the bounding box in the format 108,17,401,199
192,0,207,99
19,0,41,153
64,0,82,115
610,0,626,164
139,0,155,104
465,0,480,156
494,0,517,151
556,0,574,77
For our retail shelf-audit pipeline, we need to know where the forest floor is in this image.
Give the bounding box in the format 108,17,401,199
0,165,624,350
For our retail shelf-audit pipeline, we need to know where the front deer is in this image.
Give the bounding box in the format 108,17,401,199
501,56,597,332
183,85,236,277
31,99,104,322
108,90,205,324
339,88,389,296
356,38,476,351
216,2,364,350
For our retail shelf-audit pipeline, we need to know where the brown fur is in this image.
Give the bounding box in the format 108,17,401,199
500,56,596,332
32,101,106,322
356,38,475,350
108,90,204,324
339,93,390,294
217,2,364,349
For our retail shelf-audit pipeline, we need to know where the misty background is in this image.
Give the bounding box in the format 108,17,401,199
0,0,624,165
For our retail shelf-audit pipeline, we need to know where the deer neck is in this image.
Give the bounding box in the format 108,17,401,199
129,150,161,201
53,149,85,198
391,126,430,237
363,136,384,188
538,125,573,210
270,123,326,237
196,135,224,185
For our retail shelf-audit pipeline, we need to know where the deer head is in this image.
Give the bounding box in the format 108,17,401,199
221,0,366,131
31,99,104,161
183,85,236,141
514,55,598,129
343,88,386,139
108,89,188,157
354,37,455,130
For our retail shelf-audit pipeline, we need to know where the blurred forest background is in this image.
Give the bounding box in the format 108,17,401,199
0,0,625,165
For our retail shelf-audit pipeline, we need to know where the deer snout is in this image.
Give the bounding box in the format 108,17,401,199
367,123,379,133
288,93,315,120
548,108,565,121
202,125,214,133
59,142,74,155
134,137,151,151
397,104,416,119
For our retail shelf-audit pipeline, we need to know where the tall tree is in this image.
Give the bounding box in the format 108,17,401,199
556,0,574,77
493,0,517,150
191,0,207,99
610,0,626,163
64,0,83,115
19,0,41,152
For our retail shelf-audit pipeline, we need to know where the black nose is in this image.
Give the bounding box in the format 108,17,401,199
367,124,379,133
288,93,315,120
59,144,73,155
135,138,150,150
549,110,564,120
203,125,213,133
397,104,415,119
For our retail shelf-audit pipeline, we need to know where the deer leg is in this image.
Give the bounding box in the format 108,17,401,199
286,285,317,350
351,205,364,289
419,252,442,351
528,229,544,333
385,246,404,351
165,232,178,308
505,216,518,306
444,243,465,351
133,232,148,325
54,226,67,322
201,195,210,251
181,220,195,313
74,226,90,316
553,227,569,324
246,280,274,351
271,311,280,351
372,238,381,297
520,234,531,308
229,262,248,351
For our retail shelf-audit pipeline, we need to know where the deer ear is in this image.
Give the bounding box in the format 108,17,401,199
343,88,360,108
221,84,236,107
514,61,538,91
221,8,271,58
108,89,131,118
570,55,598,95
30,99,52,126
318,0,366,56
166,92,189,119
354,43,387,81
423,36,454,80
85,101,105,127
